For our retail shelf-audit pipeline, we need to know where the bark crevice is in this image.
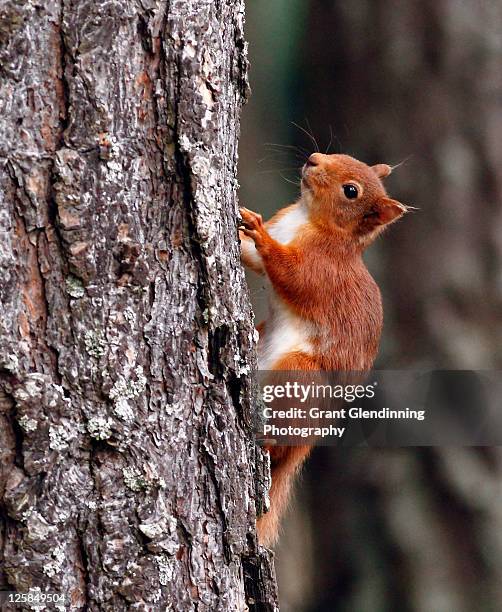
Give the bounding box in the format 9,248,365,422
0,1,278,608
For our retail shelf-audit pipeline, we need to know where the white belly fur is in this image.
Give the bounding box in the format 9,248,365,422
268,204,308,243
258,293,314,370
257,202,314,370
240,236,263,270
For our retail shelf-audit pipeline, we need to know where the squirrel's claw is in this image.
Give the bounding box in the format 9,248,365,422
239,207,263,231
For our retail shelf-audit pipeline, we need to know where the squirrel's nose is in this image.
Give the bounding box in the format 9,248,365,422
306,153,324,167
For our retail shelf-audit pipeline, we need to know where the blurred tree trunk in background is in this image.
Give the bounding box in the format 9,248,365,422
0,1,278,610
275,2,502,611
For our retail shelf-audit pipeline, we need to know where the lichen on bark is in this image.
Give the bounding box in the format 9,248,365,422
0,1,278,609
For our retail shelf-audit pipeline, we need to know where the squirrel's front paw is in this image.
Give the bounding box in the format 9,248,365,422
239,207,263,231
239,207,266,247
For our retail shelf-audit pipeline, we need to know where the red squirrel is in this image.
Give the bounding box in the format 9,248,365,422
239,153,407,546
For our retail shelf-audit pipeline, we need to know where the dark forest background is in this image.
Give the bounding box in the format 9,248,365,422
239,1,502,611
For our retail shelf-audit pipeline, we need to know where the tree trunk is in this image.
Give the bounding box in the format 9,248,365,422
0,1,278,610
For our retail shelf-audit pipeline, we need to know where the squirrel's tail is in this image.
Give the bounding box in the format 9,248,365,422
257,445,312,546
256,351,318,546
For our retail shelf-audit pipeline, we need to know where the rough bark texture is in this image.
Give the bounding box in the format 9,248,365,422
0,1,278,610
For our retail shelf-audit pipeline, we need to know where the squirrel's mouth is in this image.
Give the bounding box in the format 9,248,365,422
301,163,312,188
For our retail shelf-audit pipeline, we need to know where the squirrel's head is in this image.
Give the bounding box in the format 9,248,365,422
301,153,407,245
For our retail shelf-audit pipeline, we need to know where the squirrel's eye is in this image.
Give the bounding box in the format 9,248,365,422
343,184,359,199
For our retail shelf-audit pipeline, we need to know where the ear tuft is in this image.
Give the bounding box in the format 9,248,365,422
371,164,392,179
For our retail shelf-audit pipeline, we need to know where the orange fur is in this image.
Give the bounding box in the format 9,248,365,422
240,153,407,546
239,204,303,275
256,351,318,544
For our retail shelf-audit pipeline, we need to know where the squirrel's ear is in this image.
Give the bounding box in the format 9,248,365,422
365,197,406,227
371,164,392,179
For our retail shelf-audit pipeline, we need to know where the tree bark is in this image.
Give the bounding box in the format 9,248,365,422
0,1,278,610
